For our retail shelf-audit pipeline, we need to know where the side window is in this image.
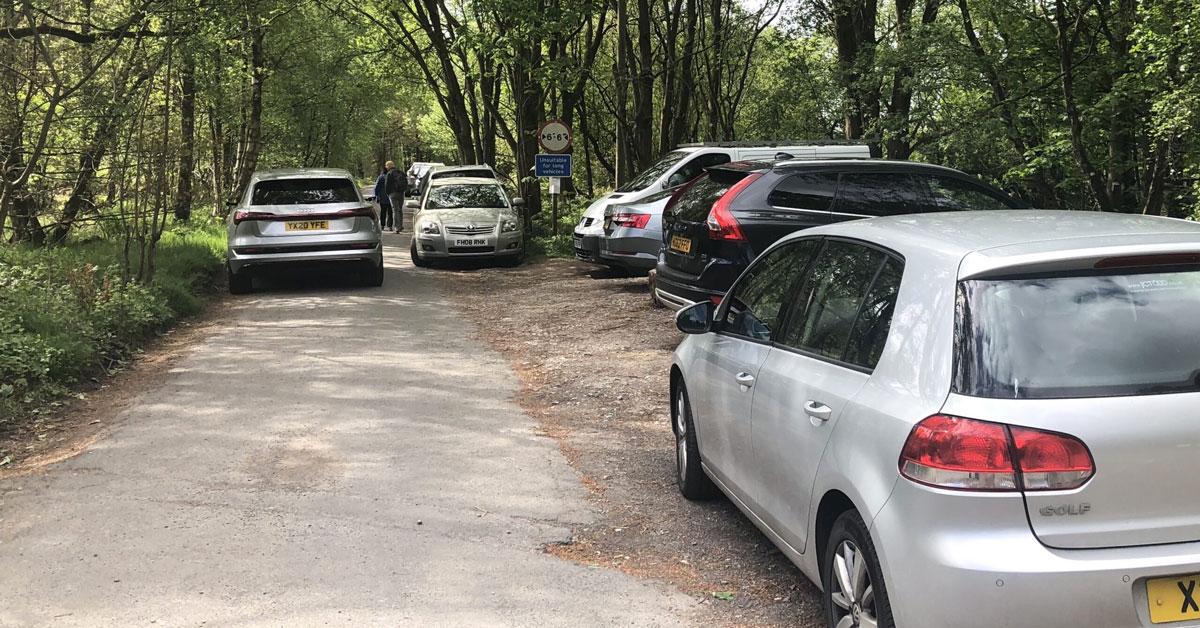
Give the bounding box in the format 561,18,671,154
780,241,886,360
722,239,821,341
768,173,839,212
835,173,931,216
668,153,732,187
925,175,1015,211
843,257,903,369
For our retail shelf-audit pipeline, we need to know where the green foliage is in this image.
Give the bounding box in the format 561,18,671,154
0,225,225,423
528,196,589,259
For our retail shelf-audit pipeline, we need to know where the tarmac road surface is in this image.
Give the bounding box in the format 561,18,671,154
0,232,697,627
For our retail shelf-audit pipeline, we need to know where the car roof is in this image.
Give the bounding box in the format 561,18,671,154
431,165,494,174
772,158,972,175
798,210,1200,277
252,168,354,181
428,176,502,186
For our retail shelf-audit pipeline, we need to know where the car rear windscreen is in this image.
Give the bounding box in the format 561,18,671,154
670,173,742,222
955,267,1200,399
251,178,358,205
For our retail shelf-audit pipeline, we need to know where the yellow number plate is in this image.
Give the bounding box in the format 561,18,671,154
284,220,329,232
1148,574,1200,623
670,235,693,254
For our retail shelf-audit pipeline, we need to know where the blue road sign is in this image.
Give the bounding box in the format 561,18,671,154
535,154,573,178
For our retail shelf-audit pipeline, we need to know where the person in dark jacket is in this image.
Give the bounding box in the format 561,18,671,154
373,168,393,230
383,160,407,232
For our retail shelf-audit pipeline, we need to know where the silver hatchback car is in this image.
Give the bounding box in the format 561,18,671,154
671,210,1200,628
226,169,383,293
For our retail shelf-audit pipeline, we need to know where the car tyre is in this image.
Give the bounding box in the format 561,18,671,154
227,264,252,295
410,239,431,268
823,511,895,628
361,263,384,287
672,380,718,500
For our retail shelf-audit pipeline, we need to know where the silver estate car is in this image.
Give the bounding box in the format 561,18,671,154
226,169,383,294
408,176,524,266
670,210,1200,628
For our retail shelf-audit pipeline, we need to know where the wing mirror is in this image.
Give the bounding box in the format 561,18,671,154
676,301,715,334
512,197,525,207
405,199,419,209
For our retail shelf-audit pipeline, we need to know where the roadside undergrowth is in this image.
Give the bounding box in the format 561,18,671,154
0,223,226,464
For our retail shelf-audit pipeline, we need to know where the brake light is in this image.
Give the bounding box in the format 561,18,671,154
1010,427,1094,490
233,206,375,224
1094,253,1200,268
705,173,762,242
233,210,277,224
612,212,651,229
899,415,1094,492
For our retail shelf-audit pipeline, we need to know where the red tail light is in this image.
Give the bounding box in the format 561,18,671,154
705,173,762,242
899,415,1094,492
612,212,651,229
1010,427,1094,490
233,210,277,224
233,206,375,224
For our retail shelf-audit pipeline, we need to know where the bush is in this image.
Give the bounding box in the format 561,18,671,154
0,223,225,422
529,196,591,259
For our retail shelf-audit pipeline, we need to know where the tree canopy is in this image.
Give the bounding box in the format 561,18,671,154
2,0,1198,255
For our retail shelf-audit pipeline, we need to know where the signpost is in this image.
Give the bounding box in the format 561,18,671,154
535,120,573,235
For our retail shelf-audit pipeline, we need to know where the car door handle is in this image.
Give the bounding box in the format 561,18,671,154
735,372,756,388
804,400,833,422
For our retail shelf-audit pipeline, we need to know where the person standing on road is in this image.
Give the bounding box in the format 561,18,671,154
374,168,393,231
384,160,407,233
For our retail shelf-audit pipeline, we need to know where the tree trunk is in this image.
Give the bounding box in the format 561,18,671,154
633,0,654,169
174,50,195,220
233,17,265,204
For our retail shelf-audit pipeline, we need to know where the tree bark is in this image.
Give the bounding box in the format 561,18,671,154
174,49,195,220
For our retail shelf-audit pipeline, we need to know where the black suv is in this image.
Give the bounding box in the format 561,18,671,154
654,159,1024,308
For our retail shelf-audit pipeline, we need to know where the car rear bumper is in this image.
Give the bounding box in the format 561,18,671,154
873,478,1200,628
227,240,382,273
653,264,725,310
598,232,660,271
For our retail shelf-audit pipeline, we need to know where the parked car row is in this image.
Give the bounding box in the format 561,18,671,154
568,141,1200,627
224,163,522,293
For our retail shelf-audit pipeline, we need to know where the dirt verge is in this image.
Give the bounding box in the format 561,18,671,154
443,258,824,627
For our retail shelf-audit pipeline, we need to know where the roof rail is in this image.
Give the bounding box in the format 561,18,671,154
675,139,866,148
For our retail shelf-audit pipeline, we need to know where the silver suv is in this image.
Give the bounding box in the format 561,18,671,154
225,169,383,293
671,210,1200,628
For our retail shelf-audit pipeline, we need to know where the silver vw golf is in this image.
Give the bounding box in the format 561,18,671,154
670,210,1200,628
226,169,383,293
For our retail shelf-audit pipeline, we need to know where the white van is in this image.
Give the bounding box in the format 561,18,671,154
572,142,869,267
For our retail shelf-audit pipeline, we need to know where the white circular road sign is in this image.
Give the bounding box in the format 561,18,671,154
537,120,572,153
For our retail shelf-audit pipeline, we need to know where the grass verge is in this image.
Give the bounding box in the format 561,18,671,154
0,223,226,446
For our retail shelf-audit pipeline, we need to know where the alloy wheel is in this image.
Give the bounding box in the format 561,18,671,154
674,388,688,481
830,540,877,628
